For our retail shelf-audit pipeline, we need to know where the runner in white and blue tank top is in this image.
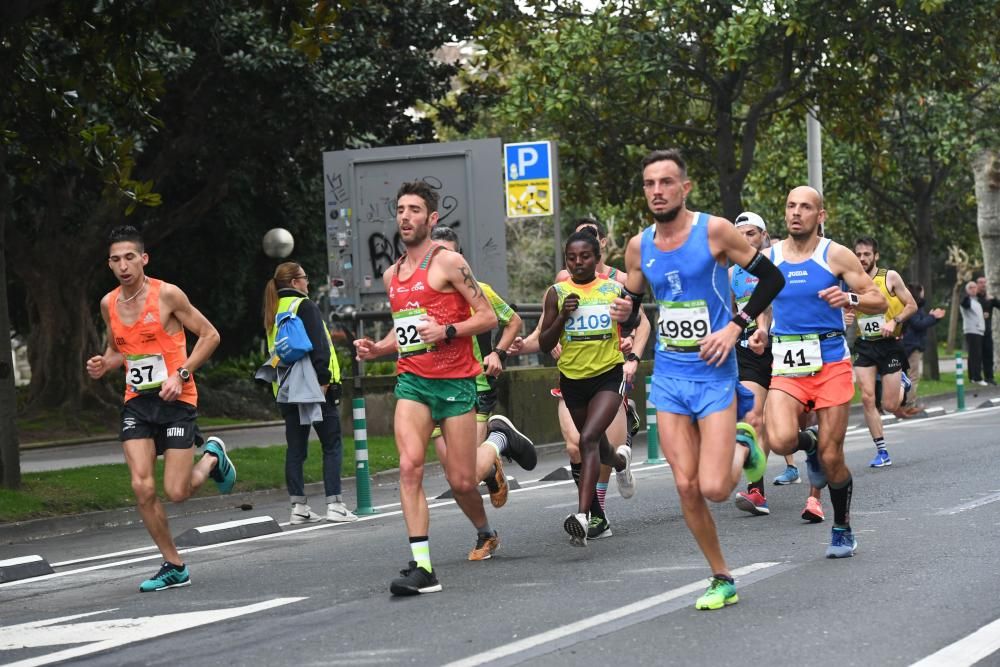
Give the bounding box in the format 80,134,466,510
611,150,786,611
762,185,888,562
768,236,851,367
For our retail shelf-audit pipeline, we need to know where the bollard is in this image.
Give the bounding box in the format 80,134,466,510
352,396,378,515
645,375,665,464
956,351,965,412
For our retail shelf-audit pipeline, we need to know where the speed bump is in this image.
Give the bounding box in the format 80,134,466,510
0,554,54,583
175,516,281,547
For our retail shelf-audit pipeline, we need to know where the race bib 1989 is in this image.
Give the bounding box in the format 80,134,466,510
657,300,711,351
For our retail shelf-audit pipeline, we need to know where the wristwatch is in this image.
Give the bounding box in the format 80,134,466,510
626,353,640,363
445,324,458,341
847,292,860,307
495,349,509,364
177,367,192,383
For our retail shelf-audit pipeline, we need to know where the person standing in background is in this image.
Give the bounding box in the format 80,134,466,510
264,262,357,525
976,276,1000,385
961,281,987,385
900,283,945,414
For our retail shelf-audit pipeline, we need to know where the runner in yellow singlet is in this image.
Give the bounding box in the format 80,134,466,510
538,231,637,546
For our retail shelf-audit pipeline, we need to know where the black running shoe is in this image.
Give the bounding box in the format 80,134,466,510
487,414,537,471
625,399,641,437
389,561,442,596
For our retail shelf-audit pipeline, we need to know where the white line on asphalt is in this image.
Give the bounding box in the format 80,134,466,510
935,490,1000,516
910,615,1000,666
15,405,996,587
441,562,781,667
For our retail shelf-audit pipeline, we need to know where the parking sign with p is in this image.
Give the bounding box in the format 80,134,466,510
504,141,553,218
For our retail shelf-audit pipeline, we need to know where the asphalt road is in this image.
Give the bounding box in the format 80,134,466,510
3,405,1000,666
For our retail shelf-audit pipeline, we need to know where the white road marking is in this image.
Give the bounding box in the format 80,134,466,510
911,615,1000,666
441,562,781,667
0,597,305,667
935,490,1000,516
11,405,995,589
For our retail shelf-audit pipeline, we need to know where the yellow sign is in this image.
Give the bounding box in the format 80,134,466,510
506,180,552,217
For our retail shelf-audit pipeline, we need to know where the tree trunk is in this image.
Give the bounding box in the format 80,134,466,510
0,146,21,488
974,148,1000,379
22,273,108,412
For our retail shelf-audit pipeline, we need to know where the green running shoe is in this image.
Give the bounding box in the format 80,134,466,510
204,436,236,494
737,422,766,485
139,562,190,592
695,576,739,610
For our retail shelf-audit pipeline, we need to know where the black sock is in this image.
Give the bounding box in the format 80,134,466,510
748,479,764,495
713,573,734,584
167,561,185,570
570,462,582,487
829,476,853,527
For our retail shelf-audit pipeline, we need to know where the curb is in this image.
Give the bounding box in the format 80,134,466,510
0,441,570,544
18,420,285,451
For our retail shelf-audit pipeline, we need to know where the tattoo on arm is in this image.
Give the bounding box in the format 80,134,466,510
458,264,483,298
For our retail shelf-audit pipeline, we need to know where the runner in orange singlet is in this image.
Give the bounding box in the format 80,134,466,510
354,181,499,596
86,225,236,592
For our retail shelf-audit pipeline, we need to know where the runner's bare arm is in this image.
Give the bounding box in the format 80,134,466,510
418,253,497,344
822,244,887,314
611,234,647,325
538,286,570,354
161,283,220,374
887,269,918,328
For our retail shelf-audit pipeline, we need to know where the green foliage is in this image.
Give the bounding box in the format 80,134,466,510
2,1,479,409
0,435,403,522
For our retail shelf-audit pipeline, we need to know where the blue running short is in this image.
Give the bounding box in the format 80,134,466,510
735,383,755,421
650,374,736,421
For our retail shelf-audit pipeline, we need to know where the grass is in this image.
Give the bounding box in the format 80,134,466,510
0,435,426,523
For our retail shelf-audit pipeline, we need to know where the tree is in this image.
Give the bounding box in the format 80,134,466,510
4,1,475,411
975,149,1000,362
450,0,993,225
1,0,478,486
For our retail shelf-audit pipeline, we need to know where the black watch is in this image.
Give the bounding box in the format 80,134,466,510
848,292,860,307
626,353,640,362
177,367,192,383
495,349,508,364
445,324,458,341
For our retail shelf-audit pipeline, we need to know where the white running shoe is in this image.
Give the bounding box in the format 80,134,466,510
290,503,323,525
563,513,588,547
326,502,358,523
615,445,636,499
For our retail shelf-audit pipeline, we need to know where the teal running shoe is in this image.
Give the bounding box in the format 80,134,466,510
695,576,739,610
826,527,858,558
139,562,190,592
204,436,236,494
737,422,766,485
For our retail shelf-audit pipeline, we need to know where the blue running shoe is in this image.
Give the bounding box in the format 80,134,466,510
802,427,826,489
773,465,801,485
869,449,891,468
139,562,190,592
737,422,766,485
826,527,858,558
204,436,236,494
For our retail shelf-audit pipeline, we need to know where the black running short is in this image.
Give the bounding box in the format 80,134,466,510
119,393,204,455
853,338,908,376
476,386,499,417
736,344,772,389
559,365,626,410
